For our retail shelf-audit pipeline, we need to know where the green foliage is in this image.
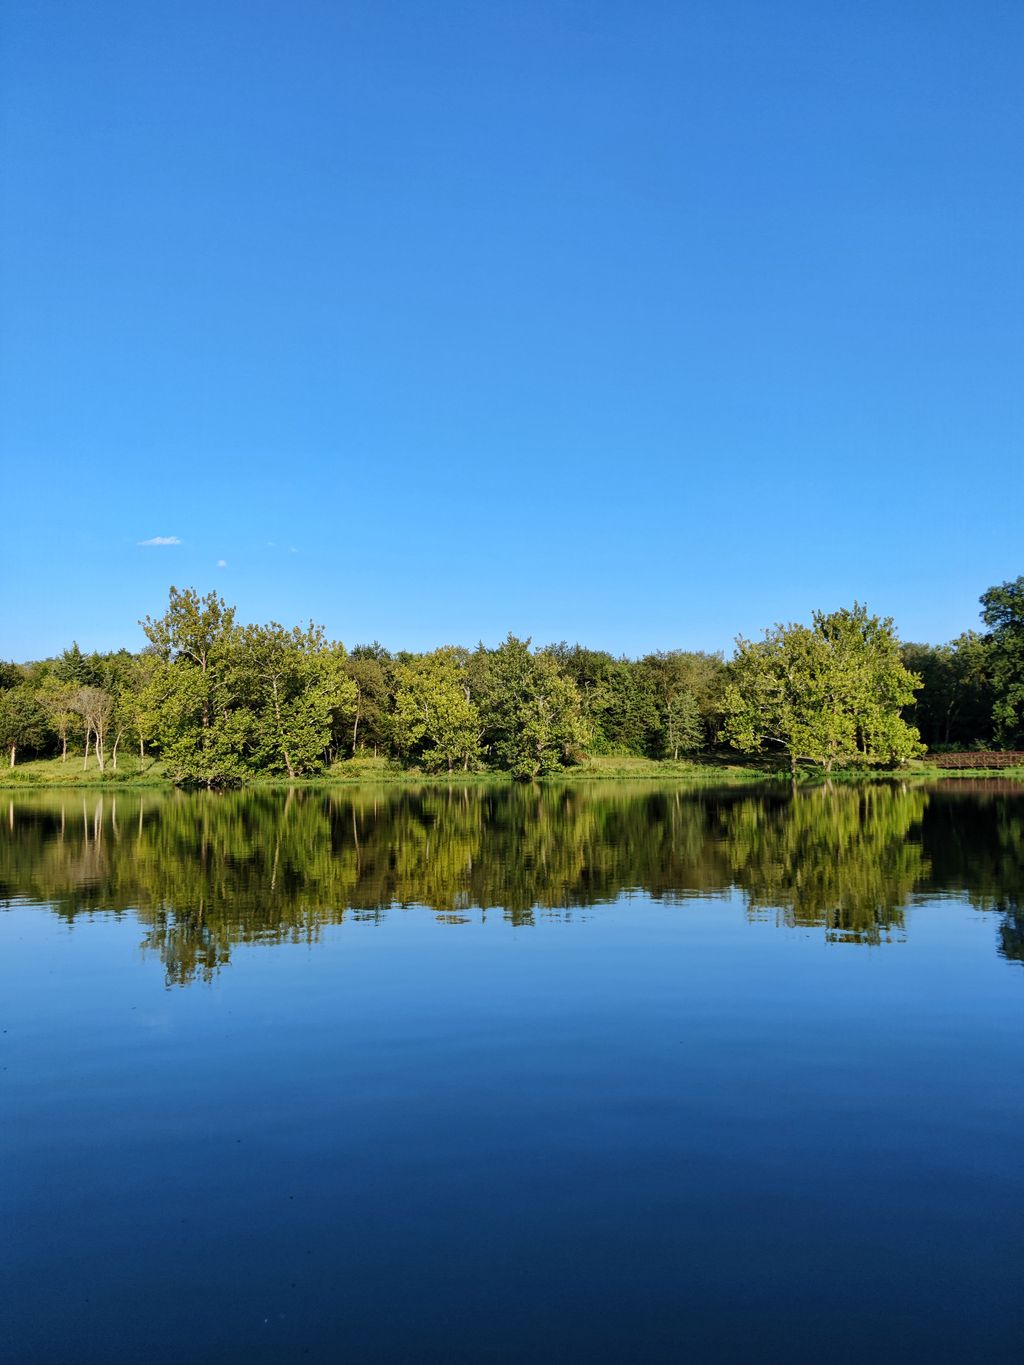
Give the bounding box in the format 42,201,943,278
342,645,394,758
642,651,725,757
662,687,703,759
0,685,47,765
481,635,589,779
901,633,993,749
981,576,1024,748
36,675,81,762
393,647,480,772
8,576,1024,782
53,643,91,685
723,604,923,773
234,622,355,777
72,685,114,770
141,587,242,783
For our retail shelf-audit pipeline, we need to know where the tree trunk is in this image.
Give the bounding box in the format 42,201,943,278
201,655,209,753
83,731,90,770
61,735,68,763
271,677,295,777
9,744,15,768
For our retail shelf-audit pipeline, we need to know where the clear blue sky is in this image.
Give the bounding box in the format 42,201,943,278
2,1,1021,661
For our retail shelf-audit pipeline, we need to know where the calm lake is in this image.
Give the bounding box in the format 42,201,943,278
2,782,1022,1363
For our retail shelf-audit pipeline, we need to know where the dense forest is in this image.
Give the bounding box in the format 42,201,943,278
1,576,1022,782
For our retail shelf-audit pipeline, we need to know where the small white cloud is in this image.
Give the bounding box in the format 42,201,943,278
138,535,182,547
288,545,298,554
216,559,227,568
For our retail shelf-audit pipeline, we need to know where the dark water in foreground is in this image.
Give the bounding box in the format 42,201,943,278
2,782,1022,1364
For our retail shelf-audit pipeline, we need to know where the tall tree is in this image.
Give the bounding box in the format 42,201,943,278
722,605,922,773
393,647,480,772
980,576,1024,748
73,686,114,770
119,650,171,763
0,685,46,766
481,635,588,778
37,675,80,762
663,687,703,760
141,588,240,783
642,651,726,756
235,622,355,777
342,645,394,758
901,634,992,748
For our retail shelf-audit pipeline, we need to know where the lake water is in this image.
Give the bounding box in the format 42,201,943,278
2,783,1022,1363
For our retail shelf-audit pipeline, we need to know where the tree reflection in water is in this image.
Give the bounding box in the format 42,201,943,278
2,782,1021,985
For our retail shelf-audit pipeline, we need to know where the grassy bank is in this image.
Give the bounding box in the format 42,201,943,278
3,752,1023,790
0,755,173,788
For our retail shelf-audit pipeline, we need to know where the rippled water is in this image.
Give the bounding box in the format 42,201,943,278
2,783,1022,1363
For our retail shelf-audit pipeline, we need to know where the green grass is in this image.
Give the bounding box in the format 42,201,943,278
903,758,1024,780
0,754,171,788
3,751,1022,790
553,753,775,783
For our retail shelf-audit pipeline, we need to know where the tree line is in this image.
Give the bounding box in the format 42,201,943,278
0,575,1022,781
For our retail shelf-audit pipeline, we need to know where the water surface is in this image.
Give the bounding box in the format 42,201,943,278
2,783,1022,1362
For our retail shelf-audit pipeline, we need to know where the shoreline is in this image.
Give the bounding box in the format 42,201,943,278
3,756,1023,791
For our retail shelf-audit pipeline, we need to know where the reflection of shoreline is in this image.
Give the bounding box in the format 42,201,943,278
1,785,1021,984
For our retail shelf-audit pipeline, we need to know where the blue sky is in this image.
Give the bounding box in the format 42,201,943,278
2,0,1021,660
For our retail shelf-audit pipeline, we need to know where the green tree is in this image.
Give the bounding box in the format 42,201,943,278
0,685,46,766
663,687,703,760
53,643,91,686
980,575,1024,748
120,650,171,763
642,651,726,757
542,645,621,753
141,587,240,783
901,633,992,748
393,647,481,772
37,675,80,762
723,604,922,773
235,622,355,777
481,635,588,778
342,644,394,758
73,685,114,770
